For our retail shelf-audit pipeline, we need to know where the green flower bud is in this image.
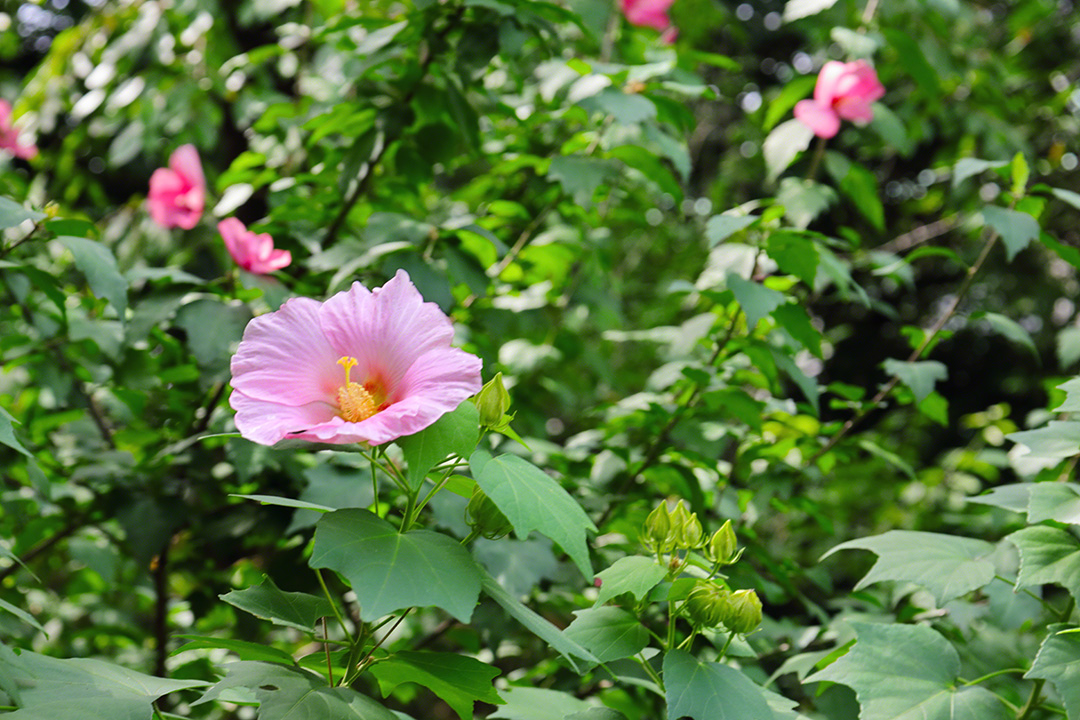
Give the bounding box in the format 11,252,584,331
670,501,703,549
684,581,731,629
706,520,739,565
643,501,673,552
724,589,762,635
473,373,511,429
466,486,512,539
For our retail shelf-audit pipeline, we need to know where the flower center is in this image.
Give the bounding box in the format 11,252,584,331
336,356,378,423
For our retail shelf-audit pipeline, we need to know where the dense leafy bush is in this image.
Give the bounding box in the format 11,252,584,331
2,0,1080,718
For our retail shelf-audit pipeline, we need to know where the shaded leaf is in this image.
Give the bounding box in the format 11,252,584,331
664,649,775,720
971,312,1038,357
0,197,44,229
399,401,479,491
220,576,336,634
172,635,296,665
564,607,649,663
369,651,502,720
982,206,1040,262
1007,526,1080,602
764,120,814,182
595,556,667,605
726,273,785,329
1007,422,1080,459
1025,625,1080,719
706,213,757,247
57,236,128,323
883,359,947,404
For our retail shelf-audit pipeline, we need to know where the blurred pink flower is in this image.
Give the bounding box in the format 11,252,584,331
0,100,37,160
229,270,483,446
794,60,885,139
147,144,205,229
621,0,675,33
218,217,291,274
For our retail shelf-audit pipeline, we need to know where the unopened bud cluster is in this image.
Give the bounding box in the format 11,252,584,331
465,486,512,539
643,502,742,569
684,582,762,635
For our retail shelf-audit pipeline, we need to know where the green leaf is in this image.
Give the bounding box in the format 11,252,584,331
763,119,814,183
773,303,823,358
763,74,816,131
822,530,996,604
220,576,336,634
489,686,593,720
664,649,775,720
0,197,45,229
1007,421,1080,459
782,0,838,20
706,213,757,247
970,311,1038,357
806,622,1009,720
310,509,481,622
564,607,649,663
1007,526,1080,602
232,494,336,512
766,232,819,286
175,298,253,378
882,359,947,404
369,651,502,720
595,556,667,605
953,158,1007,189
882,29,940,100
1054,377,1080,412
608,145,682,202
776,177,837,229
547,156,617,208
982,206,1040,262
1027,483,1080,524
479,568,599,672
57,236,128,323
0,646,208,720
0,598,44,634
0,406,33,458
869,104,913,157
580,89,656,126
172,635,296,665
1025,625,1080,719
398,401,479,491
195,661,397,720
1011,152,1030,196
726,273,785,329
471,451,595,579
823,153,884,232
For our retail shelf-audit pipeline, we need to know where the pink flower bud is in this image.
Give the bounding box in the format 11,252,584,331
794,60,885,139
621,0,676,36
218,217,291,275
147,144,205,229
0,100,37,160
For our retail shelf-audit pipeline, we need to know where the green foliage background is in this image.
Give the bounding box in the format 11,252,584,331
3,0,1080,718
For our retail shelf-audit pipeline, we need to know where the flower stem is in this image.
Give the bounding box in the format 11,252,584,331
805,135,827,181
719,630,737,658
315,568,354,644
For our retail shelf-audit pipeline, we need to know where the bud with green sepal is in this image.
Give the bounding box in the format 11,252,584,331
670,500,704,550
705,519,742,567
683,580,732,630
473,372,511,429
643,500,675,554
465,485,513,540
723,588,762,635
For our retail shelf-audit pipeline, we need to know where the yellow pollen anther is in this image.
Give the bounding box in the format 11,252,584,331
336,356,377,422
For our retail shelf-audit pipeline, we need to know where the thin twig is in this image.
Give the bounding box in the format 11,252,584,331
152,541,170,677
875,214,959,255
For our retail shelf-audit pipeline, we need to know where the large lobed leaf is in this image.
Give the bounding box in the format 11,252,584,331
310,509,481,622
220,575,336,634
1007,525,1080,603
368,650,502,720
1025,625,1080,719
664,649,775,720
806,623,1010,720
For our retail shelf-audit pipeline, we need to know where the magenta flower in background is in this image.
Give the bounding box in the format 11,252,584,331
0,100,37,160
229,270,483,446
147,144,205,229
621,0,675,32
219,217,291,274
794,60,885,139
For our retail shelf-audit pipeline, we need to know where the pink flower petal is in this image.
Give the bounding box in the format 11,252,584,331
794,99,840,139
230,391,340,446
229,296,343,407
148,145,205,229
171,144,206,196
813,61,849,106
319,270,455,391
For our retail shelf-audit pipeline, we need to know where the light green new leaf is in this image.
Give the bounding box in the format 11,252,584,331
479,569,598,672
1007,421,1080,459
369,651,502,720
1054,377,1080,412
564,607,649,663
782,0,839,21
0,646,207,720
764,120,814,183
1027,483,1080,524
310,509,481,622
971,312,1038,357
1007,526,1080,602
195,661,397,720
398,401,479,491
58,236,128,323
595,556,667,605
664,649,775,720
982,206,1040,262
726,273,785,329
706,213,757,247
1025,625,1080,719
0,197,45,229
471,452,595,579
822,530,996,604
883,359,947,404
220,575,336,634
806,623,1009,720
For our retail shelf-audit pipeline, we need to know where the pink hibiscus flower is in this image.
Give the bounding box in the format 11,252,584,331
229,270,483,446
794,60,885,139
621,0,675,33
219,217,291,274
147,144,205,229
0,100,37,160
